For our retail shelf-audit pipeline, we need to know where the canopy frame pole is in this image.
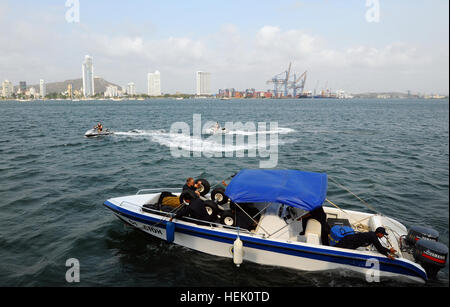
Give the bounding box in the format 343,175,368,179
233,202,271,237
268,211,309,239
252,203,273,219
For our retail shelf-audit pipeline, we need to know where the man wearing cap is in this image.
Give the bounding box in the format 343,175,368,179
335,227,397,259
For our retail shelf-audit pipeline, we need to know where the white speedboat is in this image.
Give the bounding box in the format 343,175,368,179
103,169,448,284
85,128,114,137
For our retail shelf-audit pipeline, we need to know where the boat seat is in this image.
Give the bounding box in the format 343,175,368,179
369,215,383,232
305,219,322,245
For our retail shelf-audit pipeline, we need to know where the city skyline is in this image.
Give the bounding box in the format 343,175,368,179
0,1,448,95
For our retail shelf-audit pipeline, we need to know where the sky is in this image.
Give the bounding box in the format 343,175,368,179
0,0,448,95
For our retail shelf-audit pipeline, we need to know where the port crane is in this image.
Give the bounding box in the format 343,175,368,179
290,71,307,98
266,63,291,98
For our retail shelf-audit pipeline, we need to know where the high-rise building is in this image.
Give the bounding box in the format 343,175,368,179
127,82,136,96
147,71,161,96
105,86,119,98
29,87,37,97
2,80,13,98
82,55,95,97
67,84,73,98
196,71,211,96
39,79,46,98
19,81,27,94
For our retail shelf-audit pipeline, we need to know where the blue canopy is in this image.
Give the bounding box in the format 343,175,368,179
225,169,328,211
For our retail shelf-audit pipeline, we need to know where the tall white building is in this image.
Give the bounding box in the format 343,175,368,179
147,71,161,96
2,80,13,98
82,55,95,97
105,86,119,98
196,71,211,96
39,79,46,98
29,87,37,98
127,82,136,96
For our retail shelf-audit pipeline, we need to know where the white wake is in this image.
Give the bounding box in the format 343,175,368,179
113,127,296,153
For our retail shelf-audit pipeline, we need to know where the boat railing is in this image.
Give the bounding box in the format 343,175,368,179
136,188,182,195
118,200,256,236
119,200,147,210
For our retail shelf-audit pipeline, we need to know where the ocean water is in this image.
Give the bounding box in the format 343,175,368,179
0,98,448,287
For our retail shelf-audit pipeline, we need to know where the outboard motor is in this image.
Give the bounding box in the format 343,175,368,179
413,239,448,279
406,225,439,245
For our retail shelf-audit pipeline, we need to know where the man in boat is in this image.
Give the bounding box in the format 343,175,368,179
170,190,213,225
335,227,397,259
299,206,331,246
182,177,201,197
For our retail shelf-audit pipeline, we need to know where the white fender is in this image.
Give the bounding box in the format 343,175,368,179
233,237,244,267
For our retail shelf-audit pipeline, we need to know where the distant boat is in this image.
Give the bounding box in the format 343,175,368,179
85,128,114,138
175,97,184,100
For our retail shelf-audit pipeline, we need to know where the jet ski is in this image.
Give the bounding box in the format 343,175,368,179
206,123,227,135
85,128,114,138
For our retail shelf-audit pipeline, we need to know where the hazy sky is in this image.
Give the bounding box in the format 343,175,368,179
0,0,448,94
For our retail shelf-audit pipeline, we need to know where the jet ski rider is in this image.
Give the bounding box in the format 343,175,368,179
96,122,103,132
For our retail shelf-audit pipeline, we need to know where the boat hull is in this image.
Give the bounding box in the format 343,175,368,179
103,199,427,284
85,129,114,137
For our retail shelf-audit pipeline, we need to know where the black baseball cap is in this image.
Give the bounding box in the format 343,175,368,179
375,227,388,236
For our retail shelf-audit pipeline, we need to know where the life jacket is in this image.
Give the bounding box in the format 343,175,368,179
329,225,355,246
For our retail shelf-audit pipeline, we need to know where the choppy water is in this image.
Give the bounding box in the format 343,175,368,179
0,98,448,287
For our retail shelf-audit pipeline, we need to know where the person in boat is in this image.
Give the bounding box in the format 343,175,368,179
335,227,397,259
221,172,237,187
182,177,201,197
170,190,214,225
95,122,103,132
299,206,331,246
211,122,225,133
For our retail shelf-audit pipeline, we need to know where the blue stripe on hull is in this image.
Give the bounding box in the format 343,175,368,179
103,200,427,281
